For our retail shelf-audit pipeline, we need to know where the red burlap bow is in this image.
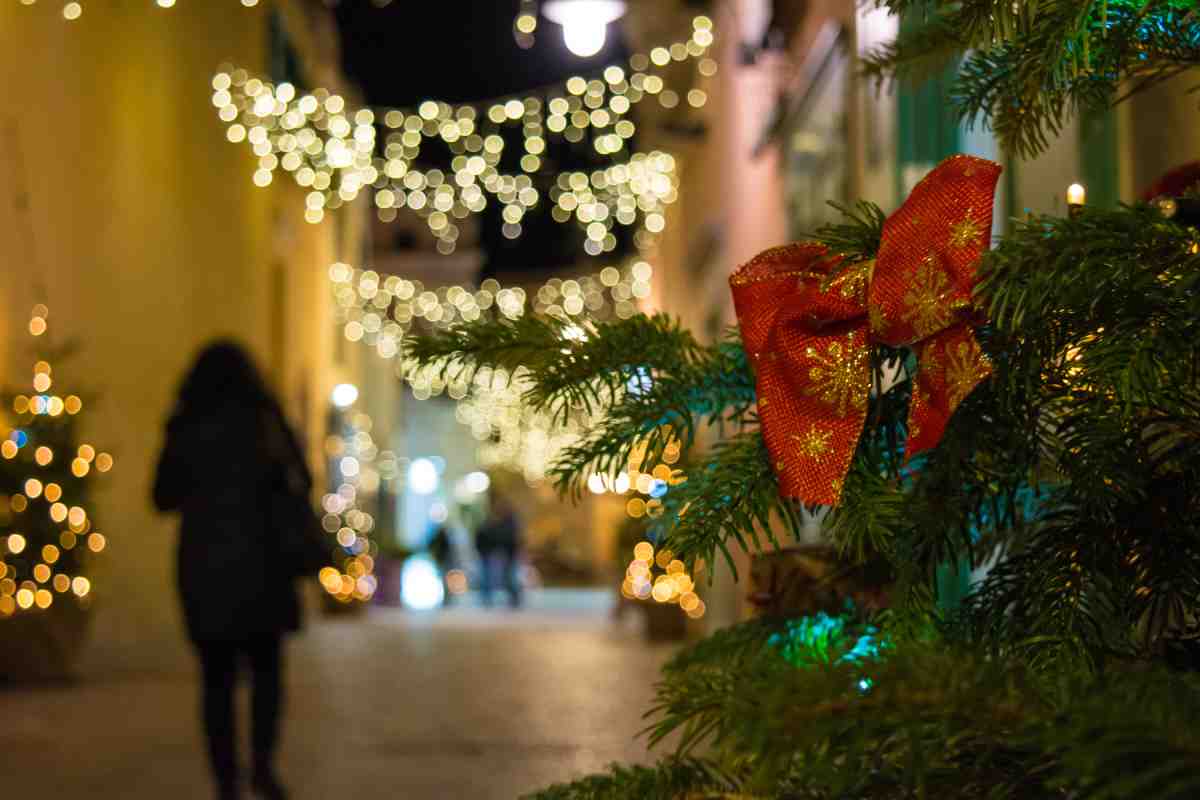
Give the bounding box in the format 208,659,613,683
730,155,1002,506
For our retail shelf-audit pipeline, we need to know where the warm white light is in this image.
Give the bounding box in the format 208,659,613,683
544,0,627,57
562,23,606,57
331,383,359,408
408,458,440,495
464,471,491,494
587,473,607,494
1067,183,1086,206
400,555,444,610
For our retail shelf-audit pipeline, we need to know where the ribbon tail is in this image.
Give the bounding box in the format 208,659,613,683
768,326,871,506
905,324,991,460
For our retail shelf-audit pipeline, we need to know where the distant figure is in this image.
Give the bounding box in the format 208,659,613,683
475,492,524,608
427,519,457,604
153,341,306,800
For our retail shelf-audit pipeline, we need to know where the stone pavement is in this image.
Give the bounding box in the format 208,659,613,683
0,590,679,800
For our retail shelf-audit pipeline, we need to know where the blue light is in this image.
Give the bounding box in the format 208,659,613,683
649,479,668,498
11,430,28,447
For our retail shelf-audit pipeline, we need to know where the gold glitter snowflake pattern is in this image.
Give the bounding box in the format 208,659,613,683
868,304,887,336
948,213,983,250
945,338,991,408
901,255,952,339
802,333,870,418
792,426,833,460
825,259,873,302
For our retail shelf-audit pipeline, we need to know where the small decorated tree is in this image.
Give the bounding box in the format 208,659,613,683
0,305,113,679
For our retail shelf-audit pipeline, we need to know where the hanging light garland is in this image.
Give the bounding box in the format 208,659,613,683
211,15,715,254
330,255,652,483
329,256,654,361
18,0,259,22
513,0,539,49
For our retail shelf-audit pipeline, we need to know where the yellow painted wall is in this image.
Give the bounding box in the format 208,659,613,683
0,2,341,674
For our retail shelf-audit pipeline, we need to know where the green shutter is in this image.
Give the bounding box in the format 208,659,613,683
896,23,970,608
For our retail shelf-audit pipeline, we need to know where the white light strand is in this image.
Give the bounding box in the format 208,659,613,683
210,16,713,252
20,0,259,21
330,255,654,482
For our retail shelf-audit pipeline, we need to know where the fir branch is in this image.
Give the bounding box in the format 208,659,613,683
406,313,709,423
694,641,1200,799
809,201,887,264
548,334,756,497
654,431,800,578
521,757,743,800
863,0,1200,158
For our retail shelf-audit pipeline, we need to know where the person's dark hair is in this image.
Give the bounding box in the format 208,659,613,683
175,340,276,417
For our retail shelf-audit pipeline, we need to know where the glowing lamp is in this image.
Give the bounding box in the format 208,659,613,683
543,0,627,57
408,458,440,496
331,383,359,408
400,555,445,610
463,471,491,494
1067,183,1086,219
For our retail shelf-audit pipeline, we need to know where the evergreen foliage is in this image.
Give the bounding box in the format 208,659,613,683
414,200,1200,798
0,317,108,664
862,0,1200,157
408,8,1200,799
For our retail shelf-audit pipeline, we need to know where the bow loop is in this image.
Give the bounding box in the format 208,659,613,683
730,155,1002,506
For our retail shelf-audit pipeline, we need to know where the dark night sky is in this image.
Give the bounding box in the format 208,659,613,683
332,1,629,108
331,1,634,276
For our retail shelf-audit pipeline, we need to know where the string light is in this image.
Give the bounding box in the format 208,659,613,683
318,411,381,604
18,0,256,21
210,16,712,251
329,255,655,481
620,540,702,618
1,308,111,619
615,435,700,618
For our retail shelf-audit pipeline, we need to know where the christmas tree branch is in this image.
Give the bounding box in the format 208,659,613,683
548,335,756,497
521,757,744,800
864,0,1200,158
406,313,709,424
655,431,799,578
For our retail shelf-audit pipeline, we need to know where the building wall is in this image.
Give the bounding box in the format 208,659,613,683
1123,73,1200,201
0,1,345,675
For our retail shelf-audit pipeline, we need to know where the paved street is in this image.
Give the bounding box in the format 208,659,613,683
0,591,678,800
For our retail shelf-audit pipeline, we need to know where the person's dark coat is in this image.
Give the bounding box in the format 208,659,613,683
475,512,520,558
153,407,307,643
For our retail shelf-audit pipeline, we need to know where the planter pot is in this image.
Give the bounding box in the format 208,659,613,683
320,593,368,615
0,599,91,682
641,599,688,641
748,545,893,618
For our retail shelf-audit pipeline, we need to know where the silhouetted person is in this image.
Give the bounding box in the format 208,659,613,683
428,520,457,605
153,341,307,800
475,493,523,608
